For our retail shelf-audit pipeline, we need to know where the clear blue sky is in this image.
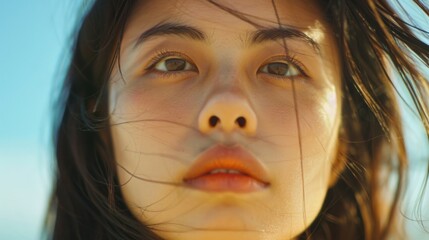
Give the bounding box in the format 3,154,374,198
0,1,82,239
0,1,428,239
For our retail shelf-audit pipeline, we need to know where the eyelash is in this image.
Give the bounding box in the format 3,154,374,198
258,55,309,79
145,50,197,76
144,50,308,79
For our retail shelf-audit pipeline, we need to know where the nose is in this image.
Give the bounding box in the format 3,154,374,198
198,94,257,136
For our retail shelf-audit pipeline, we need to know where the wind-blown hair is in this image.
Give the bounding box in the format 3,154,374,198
45,0,429,239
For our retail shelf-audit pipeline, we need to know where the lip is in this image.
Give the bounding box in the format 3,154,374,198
183,145,270,192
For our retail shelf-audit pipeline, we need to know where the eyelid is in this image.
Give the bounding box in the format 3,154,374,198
144,50,197,72
258,55,309,78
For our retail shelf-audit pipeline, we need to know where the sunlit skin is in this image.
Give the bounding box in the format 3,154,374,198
109,0,341,239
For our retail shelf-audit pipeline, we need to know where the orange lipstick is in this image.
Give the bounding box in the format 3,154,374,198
183,145,270,192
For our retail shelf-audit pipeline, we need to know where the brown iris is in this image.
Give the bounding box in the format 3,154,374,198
164,58,187,71
266,62,289,75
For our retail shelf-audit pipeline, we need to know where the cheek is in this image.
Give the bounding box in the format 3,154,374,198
256,85,339,157
111,83,196,121
302,89,339,145
110,84,195,174
109,85,194,160
109,84,202,220
109,81,203,159
109,80,213,182
255,86,340,228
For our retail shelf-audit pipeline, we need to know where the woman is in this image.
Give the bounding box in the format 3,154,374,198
46,0,429,239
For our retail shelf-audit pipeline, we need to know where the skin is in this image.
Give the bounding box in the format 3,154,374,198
109,0,341,239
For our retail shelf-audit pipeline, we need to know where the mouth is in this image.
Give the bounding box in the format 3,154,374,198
183,145,270,193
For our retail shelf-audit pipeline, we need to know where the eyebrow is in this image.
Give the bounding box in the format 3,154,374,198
135,22,206,47
250,27,320,51
134,22,320,52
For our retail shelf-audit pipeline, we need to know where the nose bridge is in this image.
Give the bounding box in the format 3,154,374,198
198,90,257,136
213,47,243,86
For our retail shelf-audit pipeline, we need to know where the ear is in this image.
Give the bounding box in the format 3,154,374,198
328,128,347,187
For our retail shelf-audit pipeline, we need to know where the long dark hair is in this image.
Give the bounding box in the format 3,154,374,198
46,0,429,239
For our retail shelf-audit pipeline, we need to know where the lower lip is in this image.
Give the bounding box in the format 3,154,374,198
184,173,268,193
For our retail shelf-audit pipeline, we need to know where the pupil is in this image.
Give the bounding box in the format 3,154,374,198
267,62,289,75
165,58,186,71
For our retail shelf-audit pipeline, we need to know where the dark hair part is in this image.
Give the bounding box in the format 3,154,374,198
46,0,429,239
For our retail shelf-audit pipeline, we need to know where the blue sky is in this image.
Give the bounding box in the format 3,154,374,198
0,1,428,239
0,1,82,239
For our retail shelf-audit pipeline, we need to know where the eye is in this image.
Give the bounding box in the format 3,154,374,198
153,56,196,72
258,60,304,78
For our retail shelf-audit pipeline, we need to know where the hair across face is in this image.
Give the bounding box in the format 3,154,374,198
108,1,341,239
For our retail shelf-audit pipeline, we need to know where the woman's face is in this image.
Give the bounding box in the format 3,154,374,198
109,0,341,239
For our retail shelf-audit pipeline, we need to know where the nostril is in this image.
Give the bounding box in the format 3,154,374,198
209,116,220,127
236,116,246,128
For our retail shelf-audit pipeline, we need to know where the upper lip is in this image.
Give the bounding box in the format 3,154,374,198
183,144,270,184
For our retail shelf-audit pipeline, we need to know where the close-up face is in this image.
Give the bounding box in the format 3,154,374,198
109,0,341,239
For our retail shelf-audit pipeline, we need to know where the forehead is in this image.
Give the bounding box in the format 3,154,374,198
123,0,328,45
